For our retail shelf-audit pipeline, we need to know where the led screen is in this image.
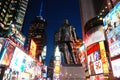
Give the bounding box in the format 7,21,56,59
103,2,120,57
10,47,27,72
29,39,37,58
78,44,87,63
54,60,61,65
0,42,15,66
0,38,5,56
90,74,106,80
111,59,120,78
54,65,60,74
43,73,47,78
87,43,103,75
24,56,35,71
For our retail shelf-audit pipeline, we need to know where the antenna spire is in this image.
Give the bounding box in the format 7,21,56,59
40,0,43,16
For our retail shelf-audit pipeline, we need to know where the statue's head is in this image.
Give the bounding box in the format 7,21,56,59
64,19,69,24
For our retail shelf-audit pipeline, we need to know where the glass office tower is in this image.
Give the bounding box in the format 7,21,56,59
0,0,29,36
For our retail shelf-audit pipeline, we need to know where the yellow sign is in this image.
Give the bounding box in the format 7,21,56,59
99,41,109,73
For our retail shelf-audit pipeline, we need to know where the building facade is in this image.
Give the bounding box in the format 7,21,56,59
0,0,29,37
15,0,29,31
27,16,47,60
79,0,119,40
79,0,120,79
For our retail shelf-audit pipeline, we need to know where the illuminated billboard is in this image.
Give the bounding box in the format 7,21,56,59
55,56,61,60
87,41,109,75
90,74,107,80
54,60,61,65
29,39,37,58
54,46,61,57
10,47,27,72
99,41,109,74
54,65,60,74
41,46,47,60
0,42,15,66
85,25,105,47
0,38,5,52
111,59,120,78
8,24,26,45
24,56,35,71
87,42,109,75
78,44,87,63
103,2,120,57
87,52,103,75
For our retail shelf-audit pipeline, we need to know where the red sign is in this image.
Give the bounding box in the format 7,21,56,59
87,43,100,55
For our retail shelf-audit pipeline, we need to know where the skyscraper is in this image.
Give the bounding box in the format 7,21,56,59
27,16,47,60
15,0,29,31
21,0,42,41
0,0,29,36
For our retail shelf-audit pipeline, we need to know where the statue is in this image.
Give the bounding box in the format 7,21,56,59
59,19,78,64
59,19,77,42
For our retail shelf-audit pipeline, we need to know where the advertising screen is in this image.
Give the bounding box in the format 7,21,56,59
24,56,35,71
29,39,37,58
55,46,61,57
87,43,103,75
43,73,47,78
90,74,107,80
99,41,109,74
87,55,103,75
103,2,120,57
10,47,27,72
0,42,15,66
78,44,87,63
8,24,26,45
85,25,105,47
54,65,60,74
54,60,61,65
0,43,2,53
55,56,61,60
111,59,120,78
0,38,5,53
36,64,42,75
41,46,47,60
53,74,60,79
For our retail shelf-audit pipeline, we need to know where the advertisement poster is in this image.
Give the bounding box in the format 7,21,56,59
0,38,5,53
54,60,61,65
10,47,27,72
88,53,95,75
78,44,87,63
94,60,103,74
0,42,15,66
24,56,35,71
103,2,120,57
88,55,103,75
87,43,103,75
111,59,120,78
90,74,106,80
30,39,37,58
54,65,60,74
99,41,109,74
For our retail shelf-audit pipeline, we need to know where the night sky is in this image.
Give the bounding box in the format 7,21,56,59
22,0,82,66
